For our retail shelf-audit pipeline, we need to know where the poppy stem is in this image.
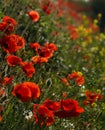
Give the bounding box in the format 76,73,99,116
21,21,31,37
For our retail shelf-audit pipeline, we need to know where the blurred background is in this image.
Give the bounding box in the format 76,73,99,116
68,0,105,32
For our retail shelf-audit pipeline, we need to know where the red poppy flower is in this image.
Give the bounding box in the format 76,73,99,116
28,10,40,22
3,16,17,26
43,99,60,111
42,5,51,14
67,71,84,86
0,16,17,33
90,23,99,33
60,77,69,86
30,43,57,64
40,0,54,15
2,76,14,85
16,35,25,50
38,47,53,59
12,82,40,102
62,92,67,98
0,22,7,31
30,42,41,53
75,76,84,86
70,31,79,40
20,62,35,77
84,90,103,106
54,99,84,118
45,43,58,51
31,56,40,64
6,55,22,66
0,87,6,97
0,34,25,54
39,56,49,63
33,104,55,126
67,72,79,79
31,55,48,64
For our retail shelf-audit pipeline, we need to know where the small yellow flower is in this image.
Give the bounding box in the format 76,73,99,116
98,13,102,19
94,19,98,25
97,89,101,94
81,88,86,93
82,41,88,47
77,72,83,76
91,103,97,108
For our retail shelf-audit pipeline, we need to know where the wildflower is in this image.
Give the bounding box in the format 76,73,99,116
0,16,17,33
71,31,79,40
30,43,57,64
62,92,67,98
67,71,84,86
45,43,58,51
84,90,103,106
0,87,6,97
24,110,33,120
31,56,40,64
31,55,48,64
2,76,14,85
75,76,84,86
90,23,99,32
67,71,79,79
54,99,84,118
40,0,53,14
6,55,22,66
33,104,55,126
67,25,79,40
29,42,41,53
38,47,53,59
60,77,69,86
43,99,60,111
28,10,40,22
41,5,51,14
0,34,25,54
12,82,40,102
0,22,7,31
16,35,25,50
20,61,35,78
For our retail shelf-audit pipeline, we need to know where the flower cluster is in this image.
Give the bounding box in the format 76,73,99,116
84,90,103,107
67,71,85,86
31,42,58,64
61,71,85,87
0,0,104,129
33,99,84,126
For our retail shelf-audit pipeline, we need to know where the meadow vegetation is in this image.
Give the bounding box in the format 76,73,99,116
0,0,105,130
